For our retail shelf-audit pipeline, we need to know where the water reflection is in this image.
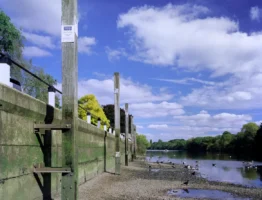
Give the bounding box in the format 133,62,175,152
146,150,262,188
167,189,251,200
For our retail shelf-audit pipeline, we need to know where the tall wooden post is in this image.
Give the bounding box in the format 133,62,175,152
134,125,137,159
125,103,129,166
61,0,78,199
131,116,134,161
114,72,121,175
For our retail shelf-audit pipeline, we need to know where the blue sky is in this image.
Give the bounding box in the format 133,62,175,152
1,0,262,141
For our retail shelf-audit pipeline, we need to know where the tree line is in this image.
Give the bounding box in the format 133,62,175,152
150,122,262,161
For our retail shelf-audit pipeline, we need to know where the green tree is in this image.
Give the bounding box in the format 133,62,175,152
220,131,233,151
255,123,262,160
102,104,131,133
78,95,110,128
136,134,150,155
0,10,24,58
0,10,25,81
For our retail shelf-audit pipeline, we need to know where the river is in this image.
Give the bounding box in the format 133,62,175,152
146,150,262,188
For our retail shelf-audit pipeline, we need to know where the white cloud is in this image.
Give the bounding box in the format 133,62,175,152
23,32,55,49
250,6,261,21
136,125,144,129
117,3,262,78
77,77,173,105
130,101,184,118
78,37,96,54
1,0,61,36
105,46,127,61
23,46,52,57
173,111,251,128
180,74,262,109
148,124,168,129
153,77,215,85
143,111,252,141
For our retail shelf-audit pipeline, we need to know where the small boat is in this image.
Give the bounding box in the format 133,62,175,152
164,149,168,152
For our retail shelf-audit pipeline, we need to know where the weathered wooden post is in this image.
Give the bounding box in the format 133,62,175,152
134,125,137,159
130,115,134,161
114,72,121,175
61,0,78,199
125,103,129,166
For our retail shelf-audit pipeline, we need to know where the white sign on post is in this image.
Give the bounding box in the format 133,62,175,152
61,25,75,43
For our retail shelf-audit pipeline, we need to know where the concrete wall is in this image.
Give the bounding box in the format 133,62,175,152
0,83,132,200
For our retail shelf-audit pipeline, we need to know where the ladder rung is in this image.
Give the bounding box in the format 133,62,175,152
33,167,71,173
34,124,71,130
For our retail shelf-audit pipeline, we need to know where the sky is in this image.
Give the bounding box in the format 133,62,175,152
1,0,262,142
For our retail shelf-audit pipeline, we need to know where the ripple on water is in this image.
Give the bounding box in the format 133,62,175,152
167,189,251,200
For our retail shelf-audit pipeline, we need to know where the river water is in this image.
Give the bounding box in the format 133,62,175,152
146,150,262,188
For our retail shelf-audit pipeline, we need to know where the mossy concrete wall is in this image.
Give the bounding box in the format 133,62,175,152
0,83,132,200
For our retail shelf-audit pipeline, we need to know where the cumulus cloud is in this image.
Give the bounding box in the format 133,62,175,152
77,77,173,105
143,110,252,141
173,110,251,128
130,102,184,118
180,74,262,109
136,125,144,129
78,37,96,54
250,6,261,21
117,3,262,78
105,46,127,61
1,0,61,36
23,32,55,49
148,124,168,129
23,46,52,57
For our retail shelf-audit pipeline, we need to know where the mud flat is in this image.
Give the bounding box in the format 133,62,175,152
55,156,262,200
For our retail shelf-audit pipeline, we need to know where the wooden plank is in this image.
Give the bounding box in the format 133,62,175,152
34,124,71,130
34,167,71,173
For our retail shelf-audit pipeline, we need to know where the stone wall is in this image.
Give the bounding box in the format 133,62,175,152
0,83,132,200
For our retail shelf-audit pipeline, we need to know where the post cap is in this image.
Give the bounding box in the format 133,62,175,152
48,86,56,92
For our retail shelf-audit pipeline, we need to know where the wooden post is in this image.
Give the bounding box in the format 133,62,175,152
61,0,78,199
114,72,121,175
130,115,134,161
134,125,137,159
125,103,129,166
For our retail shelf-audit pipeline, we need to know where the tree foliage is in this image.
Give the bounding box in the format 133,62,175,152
0,10,24,58
150,122,262,160
78,95,110,128
102,104,132,133
136,134,150,155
